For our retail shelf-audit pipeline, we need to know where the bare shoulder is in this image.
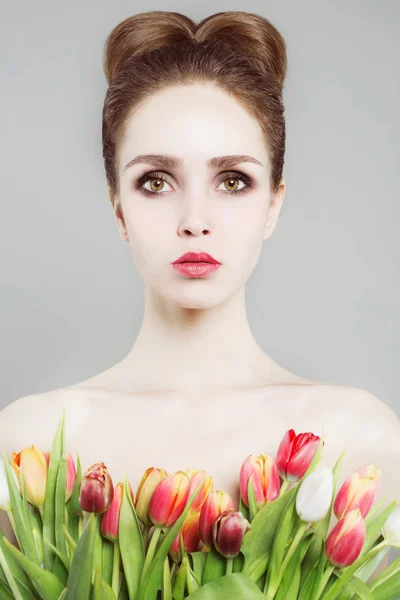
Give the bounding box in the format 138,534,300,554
0,387,93,456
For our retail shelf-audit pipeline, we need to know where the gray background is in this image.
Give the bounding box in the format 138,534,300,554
1,1,399,413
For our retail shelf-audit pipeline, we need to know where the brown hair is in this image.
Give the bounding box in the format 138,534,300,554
102,10,287,210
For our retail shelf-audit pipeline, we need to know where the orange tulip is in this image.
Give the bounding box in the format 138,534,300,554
333,464,381,519
185,469,213,511
148,471,190,528
199,490,235,548
11,445,48,508
169,508,202,562
135,467,168,526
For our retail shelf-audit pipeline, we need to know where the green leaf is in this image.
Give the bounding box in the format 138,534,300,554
186,572,266,599
241,487,296,574
316,450,346,540
2,536,65,600
189,551,208,584
102,539,114,586
347,575,375,599
43,535,71,571
0,580,15,600
0,532,37,599
1,452,38,564
239,497,250,522
118,474,145,600
362,501,397,556
65,512,98,600
201,548,225,585
53,450,68,585
172,555,188,600
92,567,118,599
42,410,65,571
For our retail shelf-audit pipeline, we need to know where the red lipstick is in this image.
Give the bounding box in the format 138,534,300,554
171,252,222,278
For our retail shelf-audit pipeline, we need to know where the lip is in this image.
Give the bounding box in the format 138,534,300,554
172,252,221,265
172,262,221,277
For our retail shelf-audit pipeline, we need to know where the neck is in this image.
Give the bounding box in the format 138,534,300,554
117,284,282,392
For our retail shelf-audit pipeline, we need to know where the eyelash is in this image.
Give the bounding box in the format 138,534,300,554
133,171,254,197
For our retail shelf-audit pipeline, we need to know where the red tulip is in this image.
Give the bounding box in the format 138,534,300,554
148,471,190,528
79,462,114,514
135,467,168,526
276,429,321,481
185,469,213,511
199,490,235,548
325,509,366,567
101,482,135,543
213,509,251,558
333,464,381,519
169,508,202,562
239,454,280,508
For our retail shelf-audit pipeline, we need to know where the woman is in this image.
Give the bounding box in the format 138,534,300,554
1,10,399,548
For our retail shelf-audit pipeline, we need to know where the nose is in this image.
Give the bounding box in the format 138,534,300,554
177,192,211,237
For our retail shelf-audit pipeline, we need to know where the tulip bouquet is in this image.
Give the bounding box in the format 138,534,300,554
0,410,400,599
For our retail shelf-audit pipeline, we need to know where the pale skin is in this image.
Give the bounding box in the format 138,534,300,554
1,84,399,574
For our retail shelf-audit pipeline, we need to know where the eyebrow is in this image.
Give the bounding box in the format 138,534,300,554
123,154,264,171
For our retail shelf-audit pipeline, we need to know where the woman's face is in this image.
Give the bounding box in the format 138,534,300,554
113,83,285,308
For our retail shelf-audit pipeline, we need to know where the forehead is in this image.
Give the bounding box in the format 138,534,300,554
118,83,268,171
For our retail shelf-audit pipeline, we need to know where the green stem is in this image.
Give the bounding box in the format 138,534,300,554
226,558,233,575
279,479,291,495
112,541,120,596
142,525,150,551
314,563,335,600
141,526,162,582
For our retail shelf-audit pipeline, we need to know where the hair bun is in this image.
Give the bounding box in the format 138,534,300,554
103,10,287,89
196,11,287,89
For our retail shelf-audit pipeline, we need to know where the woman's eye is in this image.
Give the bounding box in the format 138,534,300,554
136,172,253,196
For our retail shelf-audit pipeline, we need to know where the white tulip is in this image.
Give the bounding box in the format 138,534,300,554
0,457,19,511
296,467,333,522
382,509,400,548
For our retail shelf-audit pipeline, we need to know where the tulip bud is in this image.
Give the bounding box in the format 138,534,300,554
239,454,280,509
276,429,322,482
382,509,400,548
199,490,235,547
185,469,213,511
333,465,381,520
79,462,114,514
0,457,19,511
42,450,77,503
213,509,250,558
148,471,189,528
169,508,202,562
325,509,366,567
135,467,168,526
296,467,333,522
11,445,48,508
101,482,135,543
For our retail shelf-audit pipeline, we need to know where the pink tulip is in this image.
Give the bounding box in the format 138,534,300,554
239,454,280,509
334,464,381,519
135,467,168,526
325,509,366,567
148,471,190,528
213,509,251,558
199,490,235,547
79,462,114,514
185,469,213,511
101,482,135,543
169,508,202,562
276,429,321,481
